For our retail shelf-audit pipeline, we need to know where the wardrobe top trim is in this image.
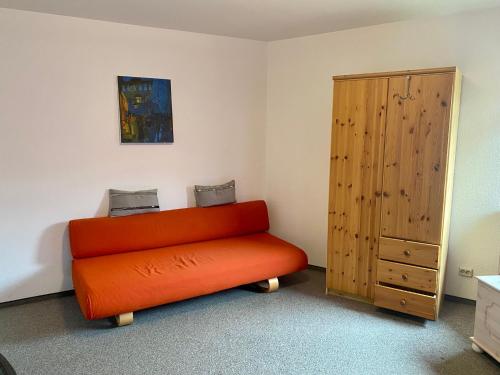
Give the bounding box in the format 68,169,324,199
332,67,458,81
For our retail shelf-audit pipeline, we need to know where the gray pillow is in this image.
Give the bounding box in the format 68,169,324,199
194,180,236,207
109,189,160,217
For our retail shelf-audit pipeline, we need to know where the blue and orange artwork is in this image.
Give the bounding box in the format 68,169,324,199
118,76,173,143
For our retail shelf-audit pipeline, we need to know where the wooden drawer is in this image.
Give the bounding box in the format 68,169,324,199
374,284,436,320
379,237,439,269
377,260,437,293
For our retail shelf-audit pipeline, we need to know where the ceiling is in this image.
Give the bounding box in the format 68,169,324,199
1,0,500,41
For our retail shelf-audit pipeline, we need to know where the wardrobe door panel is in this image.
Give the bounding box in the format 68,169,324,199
327,78,387,299
381,74,453,244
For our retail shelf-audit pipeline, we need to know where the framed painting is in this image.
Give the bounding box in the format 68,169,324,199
118,76,173,143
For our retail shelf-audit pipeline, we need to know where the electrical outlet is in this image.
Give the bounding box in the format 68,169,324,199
459,267,474,278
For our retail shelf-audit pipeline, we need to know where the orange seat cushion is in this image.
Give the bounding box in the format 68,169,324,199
69,201,269,259
73,233,308,319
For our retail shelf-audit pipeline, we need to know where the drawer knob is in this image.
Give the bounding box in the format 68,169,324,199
403,249,411,257
400,299,407,306
401,273,409,281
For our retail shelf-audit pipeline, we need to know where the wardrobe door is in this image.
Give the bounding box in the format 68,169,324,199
327,78,387,299
380,73,454,244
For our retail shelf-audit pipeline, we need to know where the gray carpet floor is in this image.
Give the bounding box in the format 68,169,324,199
1,269,499,375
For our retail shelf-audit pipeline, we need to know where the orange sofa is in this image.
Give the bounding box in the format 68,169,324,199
69,200,308,325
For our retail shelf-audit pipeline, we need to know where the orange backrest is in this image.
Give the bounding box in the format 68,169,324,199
69,200,269,259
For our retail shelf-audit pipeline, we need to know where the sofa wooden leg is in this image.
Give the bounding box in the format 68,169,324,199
115,312,133,326
257,277,279,293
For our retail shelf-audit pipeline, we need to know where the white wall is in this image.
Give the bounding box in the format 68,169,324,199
0,9,267,303
2,7,499,304
266,8,500,300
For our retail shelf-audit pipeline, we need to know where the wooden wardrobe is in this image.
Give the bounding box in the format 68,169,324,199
326,67,462,320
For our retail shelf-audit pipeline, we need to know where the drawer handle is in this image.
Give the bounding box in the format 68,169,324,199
401,274,409,281
404,249,411,257
400,299,407,306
